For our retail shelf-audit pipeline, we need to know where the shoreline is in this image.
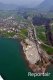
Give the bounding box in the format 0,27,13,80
0,37,53,73
20,43,32,72
20,39,51,73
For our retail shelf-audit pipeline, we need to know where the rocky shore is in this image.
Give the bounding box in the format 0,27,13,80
21,38,51,73
19,24,53,73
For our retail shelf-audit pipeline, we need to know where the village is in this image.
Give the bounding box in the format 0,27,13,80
0,14,53,73
0,15,28,38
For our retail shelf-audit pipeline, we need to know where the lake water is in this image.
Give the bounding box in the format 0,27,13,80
0,38,53,80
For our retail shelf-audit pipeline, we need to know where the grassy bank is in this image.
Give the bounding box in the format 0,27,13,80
41,44,53,54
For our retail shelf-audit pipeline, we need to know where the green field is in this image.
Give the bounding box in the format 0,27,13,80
36,26,46,43
36,25,53,54
18,28,28,39
41,44,53,54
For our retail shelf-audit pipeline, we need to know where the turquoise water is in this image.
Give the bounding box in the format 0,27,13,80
0,38,53,80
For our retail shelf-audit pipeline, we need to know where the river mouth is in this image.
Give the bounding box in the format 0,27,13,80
0,38,53,80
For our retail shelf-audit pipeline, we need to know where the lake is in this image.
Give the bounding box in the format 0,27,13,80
0,38,53,80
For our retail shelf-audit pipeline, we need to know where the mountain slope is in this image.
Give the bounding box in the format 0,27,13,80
37,0,53,12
